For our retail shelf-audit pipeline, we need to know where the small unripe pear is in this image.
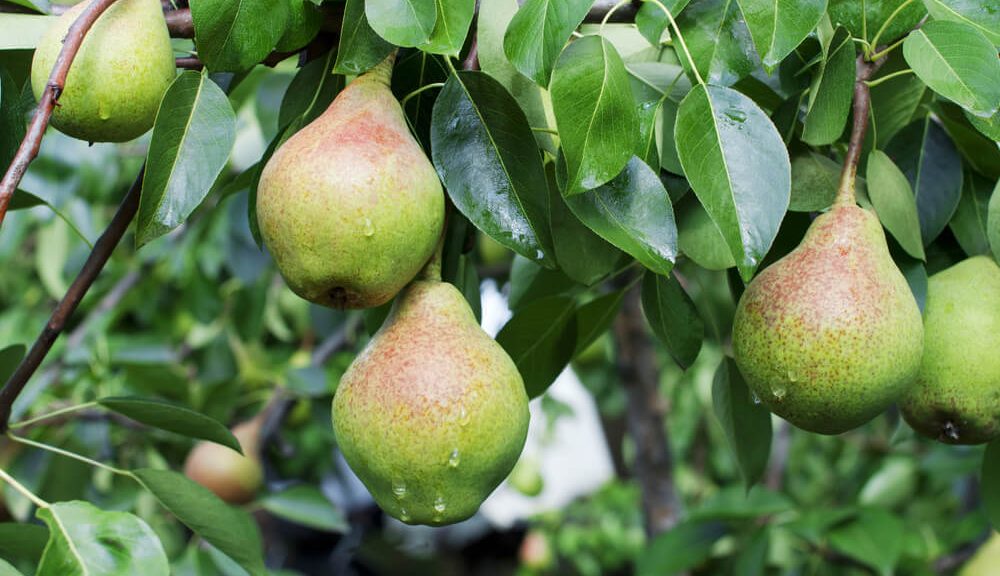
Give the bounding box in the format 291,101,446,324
184,419,264,504
333,280,529,525
31,0,175,142
902,256,1000,444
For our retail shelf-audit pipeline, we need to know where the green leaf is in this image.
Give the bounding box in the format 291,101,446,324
496,296,578,398
2,1,48,13
419,0,475,56
789,152,841,212
866,150,926,260
547,166,623,286
550,35,639,196
508,256,577,311
502,0,593,87
886,118,963,244
0,344,25,385
677,0,756,87
637,519,728,575
869,61,928,148
990,179,1000,263
564,157,678,276
0,558,23,576
1,68,26,172
712,358,772,489
334,0,395,75
366,0,437,47
949,172,993,257
689,486,793,521
279,50,344,129
676,195,736,270
984,439,1000,529
35,218,68,300
828,508,905,576
36,501,168,575
98,397,241,452
190,0,289,72
923,0,1000,46
675,83,790,281
137,71,236,247
935,101,1000,179
903,20,1000,118
634,1,691,47
133,469,265,576
737,0,827,70
0,523,47,564
802,27,855,146
828,0,926,44
967,109,1000,142
259,486,349,533
0,14,53,50
430,71,555,267
641,270,704,369
573,290,626,356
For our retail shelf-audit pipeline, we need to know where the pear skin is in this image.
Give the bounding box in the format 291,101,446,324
184,419,264,504
332,280,529,525
733,204,924,434
902,256,1000,444
257,55,445,309
31,0,175,142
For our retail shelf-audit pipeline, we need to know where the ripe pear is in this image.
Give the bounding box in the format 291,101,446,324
901,256,1000,444
184,418,264,504
257,55,444,309
732,203,923,434
332,280,529,525
31,0,175,143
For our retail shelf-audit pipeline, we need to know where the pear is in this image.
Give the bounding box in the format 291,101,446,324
184,418,264,504
901,256,1000,444
732,203,923,434
31,0,175,143
257,55,444,309
332,280,529,525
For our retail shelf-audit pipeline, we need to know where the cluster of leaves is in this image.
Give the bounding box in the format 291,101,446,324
0,0,998,574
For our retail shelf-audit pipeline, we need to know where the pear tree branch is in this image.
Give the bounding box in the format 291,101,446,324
0,0,119,228
833,55,887,207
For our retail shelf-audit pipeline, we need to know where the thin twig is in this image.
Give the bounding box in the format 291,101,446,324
0,0,119,227
175,56,204,70
833,55,886,207
0,169,144,432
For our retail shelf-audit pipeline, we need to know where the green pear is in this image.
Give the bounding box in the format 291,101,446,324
332,280,529,525
31,0,175,143
184,418,264,504
257,55,444,309
901,256,1000,444
275,0,323,53
732,204,923,434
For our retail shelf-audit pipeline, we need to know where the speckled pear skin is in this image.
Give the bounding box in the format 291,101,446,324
31,0,175,143
733,204,924,434
332,280,529,525
901,256,1000,445
257,55,445,309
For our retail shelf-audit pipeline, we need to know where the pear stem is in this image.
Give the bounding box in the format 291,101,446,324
420,226,446,283
364,51,398,86
834,55,885,208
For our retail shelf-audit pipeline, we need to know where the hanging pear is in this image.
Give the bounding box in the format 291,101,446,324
184,418,264,504
257,55,445,309
31,0,175,143
732,200,924,434
333,280,529,525
901,256,1000,444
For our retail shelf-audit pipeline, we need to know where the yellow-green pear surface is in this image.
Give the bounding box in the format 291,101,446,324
257,55,444,309
333,280,529,525
184,419,264,504
902,256,1000,444
733,203,924,434
31,0,175,142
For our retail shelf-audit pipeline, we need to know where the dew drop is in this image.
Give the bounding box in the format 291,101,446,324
724,109,747,123
399,507,410,522
772,386,787,401
433,495,447,514
448,448,461,468
362,217,375,237
98,101,111,121
391,478,407,499
786,370,798,383
535,249,546,261
751,391,762,405
458,405,470,426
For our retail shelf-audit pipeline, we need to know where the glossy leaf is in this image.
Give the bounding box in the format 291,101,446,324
496,296,578,398
260,486,349,533
430,71,555,267
634,1,691,47
903,21,1000,118
564,157,677,276
789,152,840,212
677,0,756,87
133,468,266,576
420,0,475,56
366,0,437,47
335,0,395,75
641,270,704,369
866,150,926,260
675,84,791,281
869,61,928,148
828,0,926,44
984,439,1000,529
190,0,288,72
886,119,963,245
935,102,1000,179
949,172,993,257
138,71,236,247
637,519,728,575
737,0,826,70
508,256,577,311
550,35,639,196
802,27,854,146
573,290,626,356
713,358,772,489
279,50,344,129
676,195,736,270
98,397,241,452
502,0,593,86
36,501,168,575
923,0,1000,47
547,166,623,286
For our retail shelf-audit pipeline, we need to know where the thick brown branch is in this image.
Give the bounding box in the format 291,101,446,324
175,56,204,70
164,7,193,38
613,278,681,536
0,0,119,228
0,169,143,432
